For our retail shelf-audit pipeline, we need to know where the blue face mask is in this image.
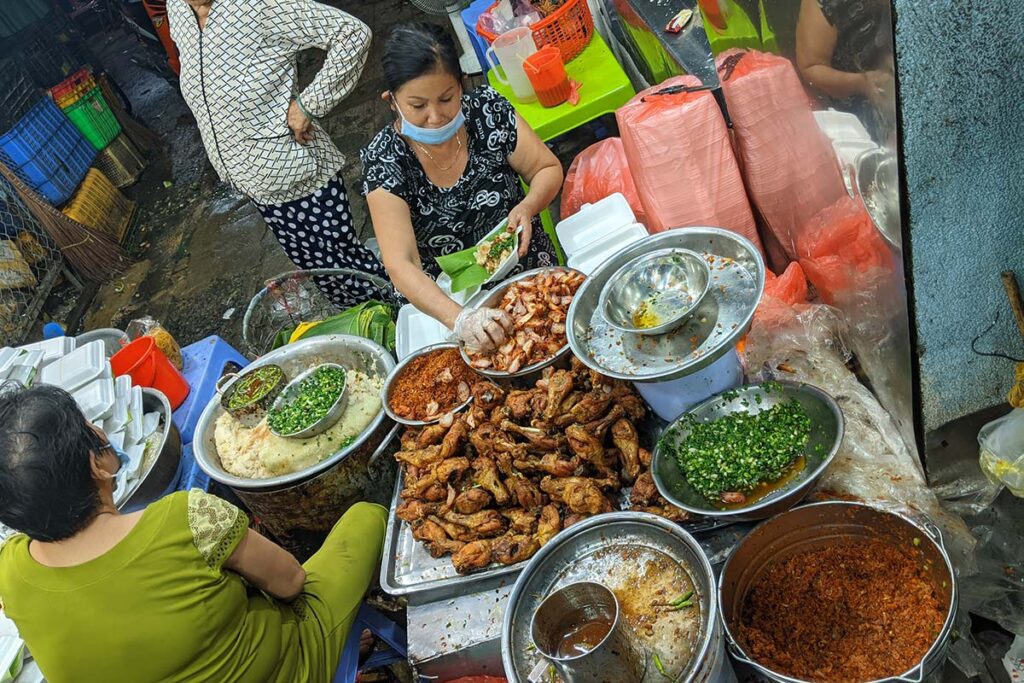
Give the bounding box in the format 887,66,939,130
105,441,129,474
394,97,465,146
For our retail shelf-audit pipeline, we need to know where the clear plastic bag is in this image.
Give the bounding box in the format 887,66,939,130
978,409,1024,497
126,316,183,371
561,138,647,227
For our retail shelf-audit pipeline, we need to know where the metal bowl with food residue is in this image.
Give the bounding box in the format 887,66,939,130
651,381,843,522
267,363,349,439
218,364,286,427
382,343,475,426
460,266,586,381
599,248,711,336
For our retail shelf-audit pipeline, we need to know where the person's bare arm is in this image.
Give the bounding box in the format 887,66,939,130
506,114,563,256
368,188,463,329
795,0,870,99
224,528,307,602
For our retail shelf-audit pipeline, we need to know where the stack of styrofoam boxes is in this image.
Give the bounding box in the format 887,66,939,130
556,193,649,276
812,109,881,195
0,339,162,506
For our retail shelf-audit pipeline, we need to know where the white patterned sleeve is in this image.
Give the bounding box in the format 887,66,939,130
264,0,372,118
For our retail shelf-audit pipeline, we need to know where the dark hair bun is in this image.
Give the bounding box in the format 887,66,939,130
382,22,463,93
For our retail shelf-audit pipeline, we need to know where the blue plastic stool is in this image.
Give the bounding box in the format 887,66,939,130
461,0,493,76
333,604,408,683
171,335,249,446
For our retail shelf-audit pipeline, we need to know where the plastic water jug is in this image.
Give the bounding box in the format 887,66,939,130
485,27,538,103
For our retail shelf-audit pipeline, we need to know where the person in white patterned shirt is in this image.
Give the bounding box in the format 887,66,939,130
170,0,388,307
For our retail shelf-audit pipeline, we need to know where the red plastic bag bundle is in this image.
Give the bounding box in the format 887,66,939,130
796,196,894,306
717,50,846,265
753,262,810,332
616,75,762,253
561,138,647,226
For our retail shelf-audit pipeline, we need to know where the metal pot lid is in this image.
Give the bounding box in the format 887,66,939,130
502,512,718,683
567,229,765,382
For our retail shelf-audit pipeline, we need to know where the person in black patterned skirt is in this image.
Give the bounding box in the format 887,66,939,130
361,23,562,353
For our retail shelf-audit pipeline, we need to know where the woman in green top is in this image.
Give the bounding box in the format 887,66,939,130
0,385,386,682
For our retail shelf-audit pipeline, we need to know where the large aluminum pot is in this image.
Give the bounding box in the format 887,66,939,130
193,335,399,559
718,502,957,683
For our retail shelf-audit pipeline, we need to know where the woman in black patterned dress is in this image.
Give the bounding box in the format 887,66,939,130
361,23,562,353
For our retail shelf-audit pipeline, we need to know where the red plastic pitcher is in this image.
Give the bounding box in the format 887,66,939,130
110,337,190,410
524,46,571,108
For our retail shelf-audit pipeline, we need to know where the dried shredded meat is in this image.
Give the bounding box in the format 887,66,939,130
738,538,946,682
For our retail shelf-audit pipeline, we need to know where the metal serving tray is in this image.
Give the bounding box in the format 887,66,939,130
567,229,765,382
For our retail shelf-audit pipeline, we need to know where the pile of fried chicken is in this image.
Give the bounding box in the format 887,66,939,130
395,358,690,574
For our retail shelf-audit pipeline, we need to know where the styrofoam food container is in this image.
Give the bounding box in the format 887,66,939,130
832,139,877,168
0,348,19,376
72,377,116,422
17,337,76,367
567,223,649,275
0,636,24,683
39,340,107,392
396,304,453,361
556,193,637,256
436,272,478,305
125,386,145,445
813,109,872,142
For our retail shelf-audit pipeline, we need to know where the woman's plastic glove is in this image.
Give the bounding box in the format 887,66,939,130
454,307,513,353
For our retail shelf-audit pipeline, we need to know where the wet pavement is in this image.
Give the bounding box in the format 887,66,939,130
80,0,598,356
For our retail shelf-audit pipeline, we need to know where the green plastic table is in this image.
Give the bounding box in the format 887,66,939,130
488,33,635,264
700,0,761,55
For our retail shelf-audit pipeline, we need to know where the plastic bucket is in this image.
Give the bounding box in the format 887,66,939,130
524,46,571,107
110,337,190,409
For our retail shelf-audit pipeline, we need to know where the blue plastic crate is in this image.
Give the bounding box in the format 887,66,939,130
0,97,97,205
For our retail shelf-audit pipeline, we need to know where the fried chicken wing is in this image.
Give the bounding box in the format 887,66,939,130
416,423,449,448
428,514,475,543
400,428,422,451
439,418,469,459
471,457,510,505
501,507,539,534
500,420,564,452
506,390,536,420
536,504,562,546
413,519,465,557
586,405,626,441
453,487,492,514
442,509,507,537
395,445,444,469
611,418,641,483
631,471,660,507
631,504,691,522
540,476,613,515
472,382,505,410
617,393,647,421
512,452,578,477
565,424,606,463
544,370,574,419
396,499,438,523
509,475,545,509
452,540,492,574
639,447,652,468
492,533,540,565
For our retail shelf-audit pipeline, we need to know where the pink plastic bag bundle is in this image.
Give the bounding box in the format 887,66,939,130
561,138,648,226
717,49,846,265
615,75,762,252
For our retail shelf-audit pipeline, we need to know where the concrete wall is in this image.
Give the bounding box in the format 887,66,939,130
894,0,1024,431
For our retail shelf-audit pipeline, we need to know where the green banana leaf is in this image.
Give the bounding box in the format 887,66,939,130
270,301,396,351
435,220,517,293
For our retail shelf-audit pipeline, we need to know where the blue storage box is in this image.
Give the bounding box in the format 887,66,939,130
0,97,97,205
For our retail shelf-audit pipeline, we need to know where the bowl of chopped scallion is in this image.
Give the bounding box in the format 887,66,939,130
268,363,349,439
651,381,843,521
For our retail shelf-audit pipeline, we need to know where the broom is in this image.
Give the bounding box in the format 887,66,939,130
98,74,162,155
0,162,127,282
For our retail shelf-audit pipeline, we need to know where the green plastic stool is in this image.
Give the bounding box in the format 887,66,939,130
700,0,762,56
487,33,634,144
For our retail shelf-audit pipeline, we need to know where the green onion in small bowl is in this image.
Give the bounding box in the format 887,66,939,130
267,363,348,439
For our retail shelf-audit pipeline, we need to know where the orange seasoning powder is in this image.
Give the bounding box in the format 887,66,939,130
389,348,478,421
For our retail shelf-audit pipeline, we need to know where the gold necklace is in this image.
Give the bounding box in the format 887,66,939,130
414,133,463,172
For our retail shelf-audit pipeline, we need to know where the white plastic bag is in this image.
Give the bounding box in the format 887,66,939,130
978,409,1024,497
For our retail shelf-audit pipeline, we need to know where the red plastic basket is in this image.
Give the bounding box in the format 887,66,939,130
49,68,96,109
477,0,594,64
